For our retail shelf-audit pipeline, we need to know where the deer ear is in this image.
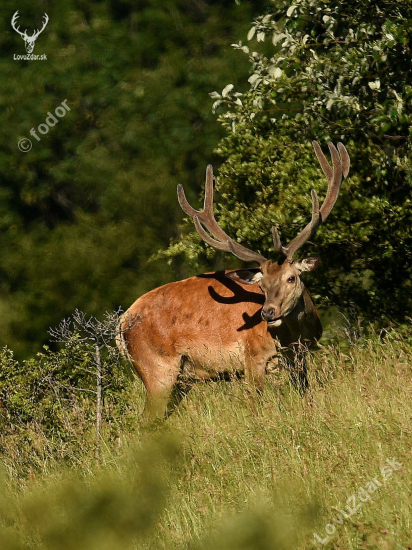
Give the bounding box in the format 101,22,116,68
225,269,263,285
294,257,320,273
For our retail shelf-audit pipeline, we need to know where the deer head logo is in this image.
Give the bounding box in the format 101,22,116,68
11,11,49,53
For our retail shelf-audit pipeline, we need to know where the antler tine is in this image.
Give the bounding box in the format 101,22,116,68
177,183,199,218
274,189,321,261
272,226,286,258
178,165,267,265
338,142,350,178
273,141,350,263
201,164,230,242
203,164,214,214
178,165,227,242
286,189,320,260
315,141,344,223
11,11,26,37
313,140,333,183
33,13,49,38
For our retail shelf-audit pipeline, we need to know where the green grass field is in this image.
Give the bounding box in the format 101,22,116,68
0,330,411,549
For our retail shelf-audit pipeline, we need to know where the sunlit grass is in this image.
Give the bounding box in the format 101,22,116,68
0,330,411,549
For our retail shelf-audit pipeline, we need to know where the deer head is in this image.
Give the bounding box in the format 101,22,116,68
11,11,49,53
177,142,350,326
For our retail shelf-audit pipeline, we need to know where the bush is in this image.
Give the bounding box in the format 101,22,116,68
0,311,137,477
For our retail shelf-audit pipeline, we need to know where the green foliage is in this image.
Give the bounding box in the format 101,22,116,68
0,0,269,357
0,330,135,476
171,0,412,323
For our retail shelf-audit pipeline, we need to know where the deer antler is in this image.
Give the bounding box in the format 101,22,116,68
272,141,350,262
11,12,27,38
31,13,49,40
178,142,349,266
177,166,267,265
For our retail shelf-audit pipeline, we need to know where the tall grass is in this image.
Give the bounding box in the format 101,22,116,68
0,329,411,549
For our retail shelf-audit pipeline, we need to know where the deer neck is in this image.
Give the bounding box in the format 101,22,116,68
271,285,322,344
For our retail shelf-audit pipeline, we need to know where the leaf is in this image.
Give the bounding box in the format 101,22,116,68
212,100,223,111
287,5,297,17
222,84,234,97
248,73,261,85
268,66,282,79
368,80,381,90
247,27,256,41
273,32,286,45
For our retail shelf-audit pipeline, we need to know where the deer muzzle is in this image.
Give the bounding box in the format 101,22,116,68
261,307,282,325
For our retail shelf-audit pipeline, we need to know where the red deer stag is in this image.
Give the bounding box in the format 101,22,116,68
118,142,350,419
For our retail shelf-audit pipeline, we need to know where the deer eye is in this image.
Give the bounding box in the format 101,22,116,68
287,276,296,283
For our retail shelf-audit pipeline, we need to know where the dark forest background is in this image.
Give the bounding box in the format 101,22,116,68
0,0,270,357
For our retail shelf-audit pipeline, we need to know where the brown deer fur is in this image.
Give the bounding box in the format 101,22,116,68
118,142,350,419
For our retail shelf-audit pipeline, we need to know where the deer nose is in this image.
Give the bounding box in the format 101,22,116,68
261,308,276,322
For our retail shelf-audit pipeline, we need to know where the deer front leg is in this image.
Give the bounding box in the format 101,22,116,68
245,355,267,395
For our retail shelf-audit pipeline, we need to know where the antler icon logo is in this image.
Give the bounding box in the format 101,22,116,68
11,11,49,53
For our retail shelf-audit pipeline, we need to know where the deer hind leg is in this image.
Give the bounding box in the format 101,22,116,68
139,356,183,422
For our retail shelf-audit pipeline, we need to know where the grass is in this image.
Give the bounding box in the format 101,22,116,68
0,329,411,549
